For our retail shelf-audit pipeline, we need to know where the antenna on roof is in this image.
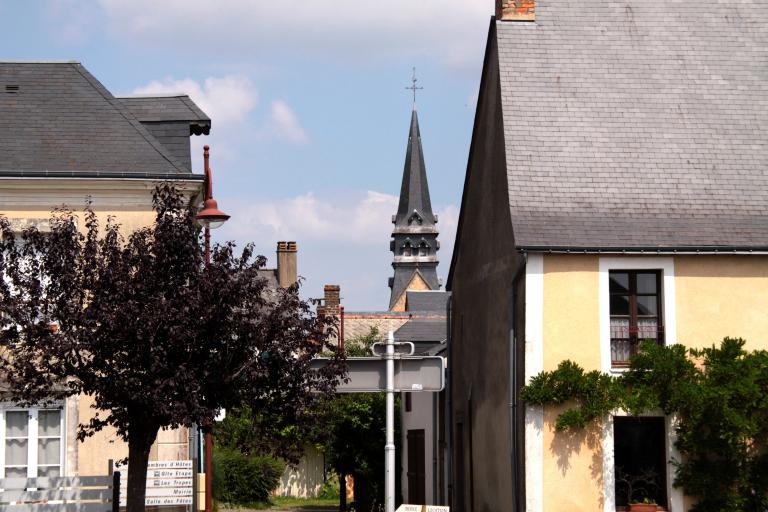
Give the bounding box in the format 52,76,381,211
405,67,423,108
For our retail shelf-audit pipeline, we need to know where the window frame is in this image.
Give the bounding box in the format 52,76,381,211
602,410,683,512
0,406,65,479
612,416,668,509
599,257,677,374
609,270,664,367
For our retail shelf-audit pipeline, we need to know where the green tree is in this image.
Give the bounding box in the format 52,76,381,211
319,328,390,512
521,338,768,511
215,327,398,512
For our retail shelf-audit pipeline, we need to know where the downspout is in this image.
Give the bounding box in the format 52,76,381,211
510,257,526,511
433,392,438,504
445,294,453,507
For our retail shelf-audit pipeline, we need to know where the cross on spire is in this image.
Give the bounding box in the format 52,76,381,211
405,67,423,105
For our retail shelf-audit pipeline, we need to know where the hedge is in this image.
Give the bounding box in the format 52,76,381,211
213,447,285,505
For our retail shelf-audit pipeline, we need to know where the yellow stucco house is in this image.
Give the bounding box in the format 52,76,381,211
0,61,211,479
447,1,767,511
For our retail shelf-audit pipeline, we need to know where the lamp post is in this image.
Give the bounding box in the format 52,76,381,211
195,145,229,512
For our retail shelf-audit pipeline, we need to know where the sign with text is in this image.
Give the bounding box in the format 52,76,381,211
396,505,450,512
114,459,194,507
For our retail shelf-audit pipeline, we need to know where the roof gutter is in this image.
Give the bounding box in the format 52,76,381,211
0,171,204,181
517,246,768,255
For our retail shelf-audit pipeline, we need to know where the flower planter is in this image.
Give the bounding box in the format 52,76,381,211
629,504,658,512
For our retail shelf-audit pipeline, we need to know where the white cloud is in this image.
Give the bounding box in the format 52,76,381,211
217,190,459,310
97,0,492,71
132,77,309,148
221,189,457,252
264,100,309,144
223,191,398,245
132,75,257,126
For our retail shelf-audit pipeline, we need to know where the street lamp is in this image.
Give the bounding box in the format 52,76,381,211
195,145,229,512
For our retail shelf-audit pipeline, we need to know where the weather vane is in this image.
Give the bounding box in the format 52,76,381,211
405,67,423,104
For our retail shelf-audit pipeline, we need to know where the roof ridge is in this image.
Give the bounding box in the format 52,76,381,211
0,60,80,64
70,64,190,174
116,93,190,99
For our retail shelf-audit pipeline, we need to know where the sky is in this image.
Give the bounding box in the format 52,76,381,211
0,0,494,310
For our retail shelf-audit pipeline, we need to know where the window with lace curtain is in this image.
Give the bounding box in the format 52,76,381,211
2,408,62,479
609,270,664,367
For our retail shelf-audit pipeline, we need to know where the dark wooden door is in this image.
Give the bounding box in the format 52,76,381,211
407,429,426,504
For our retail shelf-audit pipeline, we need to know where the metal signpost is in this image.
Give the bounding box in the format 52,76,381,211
311,331,446,512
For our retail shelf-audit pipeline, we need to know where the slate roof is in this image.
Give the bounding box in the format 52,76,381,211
406,290,449,313
118,95,211,134
496,0,768,250
394,318,446,343
394,109,436,227
389,109,442,309
394,317,446,355
256,269,279,289
0,62,202,177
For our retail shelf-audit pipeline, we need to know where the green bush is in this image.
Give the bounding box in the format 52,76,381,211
317,474,340,500
213,447,285,505
521,338,768,511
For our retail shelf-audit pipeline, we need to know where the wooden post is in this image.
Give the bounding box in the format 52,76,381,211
112,471,121,512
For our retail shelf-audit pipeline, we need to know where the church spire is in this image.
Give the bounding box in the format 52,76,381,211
388,106,440,311
393,109,436,228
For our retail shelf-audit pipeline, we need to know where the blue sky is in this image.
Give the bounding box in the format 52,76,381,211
1,0,493,310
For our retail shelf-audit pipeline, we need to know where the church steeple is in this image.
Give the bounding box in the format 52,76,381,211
394,110,436,228
388,107,440,311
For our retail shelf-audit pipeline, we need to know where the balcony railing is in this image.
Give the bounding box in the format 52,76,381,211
610,322,665,367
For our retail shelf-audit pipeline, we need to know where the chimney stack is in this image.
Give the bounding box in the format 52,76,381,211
322,285,341,316
276,241,298,288
318,285,344,348
496,0,535,21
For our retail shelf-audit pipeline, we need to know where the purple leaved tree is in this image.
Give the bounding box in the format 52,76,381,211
0,184,345,512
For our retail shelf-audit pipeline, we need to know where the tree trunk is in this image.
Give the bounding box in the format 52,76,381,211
125,425,159,512
338,471,346,512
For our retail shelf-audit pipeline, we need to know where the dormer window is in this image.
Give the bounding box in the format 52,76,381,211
419,242,428,257
402,241,413,257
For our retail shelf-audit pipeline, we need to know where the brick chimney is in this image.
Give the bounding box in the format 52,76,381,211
317,284,344,347
276,241,297,288
322,285,341,316
496,0,535,21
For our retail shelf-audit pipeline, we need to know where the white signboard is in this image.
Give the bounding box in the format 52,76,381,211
396,506,449,512
146,469,194,478
114,460,194,508
310,356,445,392
147,460,192,469
119,497,194,507
144,479,194,488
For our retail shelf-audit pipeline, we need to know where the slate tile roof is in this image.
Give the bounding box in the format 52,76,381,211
118,95,211,133
497,0,768,249
394,318,447,344
406,290,450,313
394,110,436,228
0,62,202,177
